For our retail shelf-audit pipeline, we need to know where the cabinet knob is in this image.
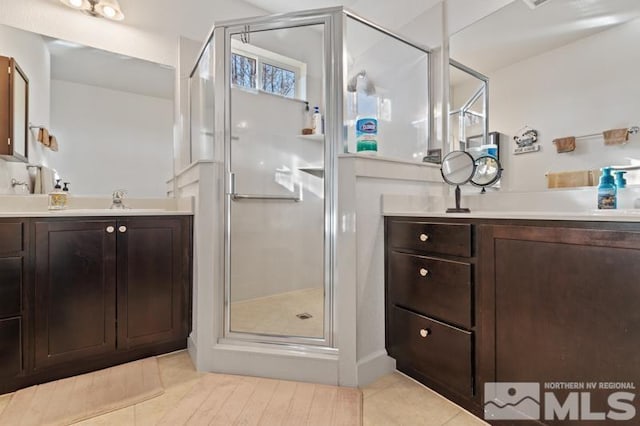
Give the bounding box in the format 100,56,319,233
118,225,127,233
419,233,429,242
419,268,429,277
419,329,430,338
106,226,115,234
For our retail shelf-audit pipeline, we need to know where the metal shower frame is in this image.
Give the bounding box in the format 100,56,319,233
189,7,431,350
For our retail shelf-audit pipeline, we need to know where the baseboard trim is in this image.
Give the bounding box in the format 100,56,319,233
357,349,396,386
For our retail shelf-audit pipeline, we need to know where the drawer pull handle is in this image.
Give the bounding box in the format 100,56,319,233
419,233,429,242
118,225,127,233
419,329,430,338
419,268,429,277
106,226,115,234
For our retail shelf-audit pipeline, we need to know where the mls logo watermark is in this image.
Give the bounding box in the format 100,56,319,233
484,382,636,422
485,383,540,420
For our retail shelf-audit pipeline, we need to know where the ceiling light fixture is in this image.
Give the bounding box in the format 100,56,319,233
60,0,125,21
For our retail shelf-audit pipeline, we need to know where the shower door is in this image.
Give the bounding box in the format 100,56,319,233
224,15,334,346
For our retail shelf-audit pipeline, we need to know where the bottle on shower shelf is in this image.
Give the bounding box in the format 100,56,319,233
302,102,313,135
312,106,323,135
355,75,378,154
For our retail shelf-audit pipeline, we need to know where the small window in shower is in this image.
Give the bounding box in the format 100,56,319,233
231,53,257,89
230,39,307,100
262,63,296,98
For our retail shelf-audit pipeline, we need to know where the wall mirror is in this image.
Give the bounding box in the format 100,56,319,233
0,56,28,163
450,0,640,192
0,23,175,196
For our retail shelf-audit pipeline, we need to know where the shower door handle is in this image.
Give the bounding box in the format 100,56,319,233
228,172,301,202
231,193,301,202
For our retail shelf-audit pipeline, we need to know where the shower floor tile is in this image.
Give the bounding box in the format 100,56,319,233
230,287,324,338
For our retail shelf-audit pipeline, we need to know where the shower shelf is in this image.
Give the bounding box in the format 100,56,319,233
298,167,324,178
297,134,324,142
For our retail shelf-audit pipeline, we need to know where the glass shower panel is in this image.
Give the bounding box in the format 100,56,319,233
190,41,215,162
344,17,429,161
228,24,326,340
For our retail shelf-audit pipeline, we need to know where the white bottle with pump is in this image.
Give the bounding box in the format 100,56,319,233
312,106,323,135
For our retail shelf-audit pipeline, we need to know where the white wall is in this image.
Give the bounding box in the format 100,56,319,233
0,0,268,68
470,17,640,191
0,25,51,194
49,80,173,197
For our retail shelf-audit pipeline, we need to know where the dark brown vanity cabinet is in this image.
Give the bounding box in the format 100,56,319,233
0,220,27,380
32,217,192,371
385,219,475,404
386,217,640,423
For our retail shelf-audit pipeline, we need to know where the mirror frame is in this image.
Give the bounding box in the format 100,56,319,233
0,56,29,163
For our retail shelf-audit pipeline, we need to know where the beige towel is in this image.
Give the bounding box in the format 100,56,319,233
49,135,58,152
553,136,576,153
547,170,593,188
37,128,50,147
603,128,629,145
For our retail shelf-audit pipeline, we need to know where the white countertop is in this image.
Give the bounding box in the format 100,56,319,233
381,193,640,222
0,209,193,218
0,195,193,217
383,210,640,222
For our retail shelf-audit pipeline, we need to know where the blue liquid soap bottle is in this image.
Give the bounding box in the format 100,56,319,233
614,171,630,208
614,171,627,189
597,167,617,209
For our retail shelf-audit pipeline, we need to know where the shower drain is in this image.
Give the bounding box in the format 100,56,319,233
296,313,313,320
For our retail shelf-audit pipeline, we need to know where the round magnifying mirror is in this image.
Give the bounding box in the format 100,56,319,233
440,151,476,213
471,155,502,188
441,150,476,185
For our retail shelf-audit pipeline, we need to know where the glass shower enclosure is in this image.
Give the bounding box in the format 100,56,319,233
189,7,430,349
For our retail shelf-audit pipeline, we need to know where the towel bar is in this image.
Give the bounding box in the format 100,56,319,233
575,126,639,140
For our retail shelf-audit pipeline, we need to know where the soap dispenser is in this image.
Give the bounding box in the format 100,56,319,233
614,171,630,209
48,179,68,210
614,171,627,189
597,167,617,210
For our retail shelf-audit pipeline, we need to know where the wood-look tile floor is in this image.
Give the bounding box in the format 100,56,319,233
0,351,488,425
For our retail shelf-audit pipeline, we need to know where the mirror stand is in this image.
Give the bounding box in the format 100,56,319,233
441,150,475,213
446,185,470,213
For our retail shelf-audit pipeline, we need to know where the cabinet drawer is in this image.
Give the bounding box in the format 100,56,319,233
387,220,471,257
0,317,22,378
0,258,21,318
391,306,473,397
0,222,22,255
389,251,471,328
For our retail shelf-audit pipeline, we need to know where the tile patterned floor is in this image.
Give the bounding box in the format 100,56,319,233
230,287,324,338
0,351,488,425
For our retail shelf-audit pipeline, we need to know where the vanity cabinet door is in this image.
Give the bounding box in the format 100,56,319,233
116,217,190,349
478,224,640,419
33,220,117,369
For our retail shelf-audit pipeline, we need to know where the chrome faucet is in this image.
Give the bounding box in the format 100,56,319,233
110,189,128,209
11,178,30,192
